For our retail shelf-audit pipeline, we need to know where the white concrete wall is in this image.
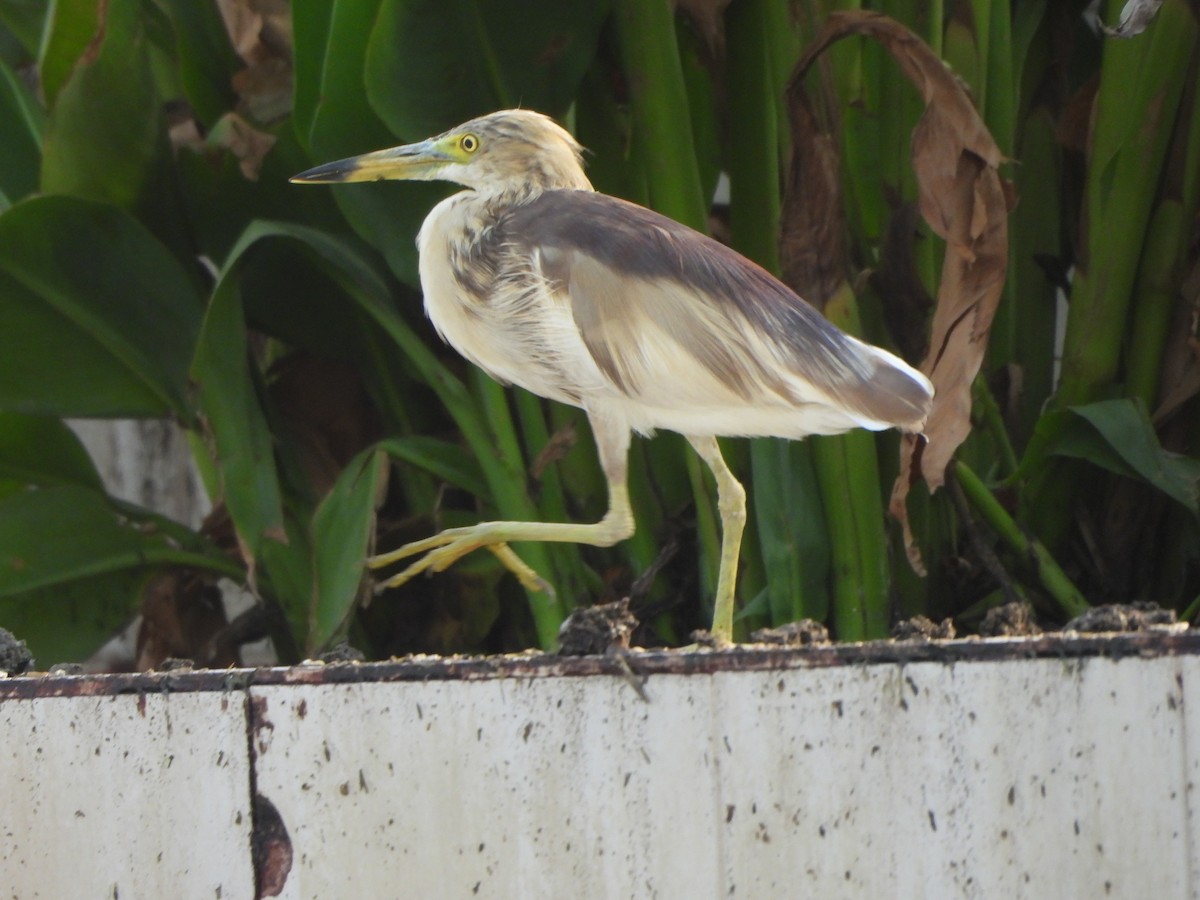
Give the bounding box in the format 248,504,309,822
1,641,1196,898
69,419,210,529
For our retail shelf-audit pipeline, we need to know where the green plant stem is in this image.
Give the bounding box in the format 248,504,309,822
954,460,1089,619
471,370,567,642
812,431,889,641
1055,0,1197,407
971,375,1019,478
1126,200,1186,408
612,0,707,230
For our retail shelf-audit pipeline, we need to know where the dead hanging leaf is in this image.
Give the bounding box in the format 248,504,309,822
218,0,293,125
673,0,733,55
871,194,935,362
779,77,848,309
1152,258,1200,425
530,420,579,480
789,11,1012,572
217,0,292,66
207,112,276,180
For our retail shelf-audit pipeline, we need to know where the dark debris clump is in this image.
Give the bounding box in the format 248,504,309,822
979,602,1042,637
891,616,956,641
558,598,639,656
0,626,33,676
750,620,830,647
1065,602,1180,634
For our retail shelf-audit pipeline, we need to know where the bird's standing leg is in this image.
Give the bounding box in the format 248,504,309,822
686,435,746,643
369,414,634,593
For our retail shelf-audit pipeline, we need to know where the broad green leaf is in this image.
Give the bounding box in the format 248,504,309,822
40,0,161,210
306,0,395,156
176,125,343,267
237,236,384,363
0,568,146,666
0,484,236,598
37,0,100,107
0,54,42,202
155,0,239,127
378,435,489,499
190,274,286,560
260,511,316,654
291,0,334,153
1015,399,1200,515
0,196,202,418
299,0,449,285
364,0,611,140
0,413,103,490
309,448,386,652
0,0,47,57
1060,400,1199,513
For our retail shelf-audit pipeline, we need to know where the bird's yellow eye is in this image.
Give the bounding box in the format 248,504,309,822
460,134,479,153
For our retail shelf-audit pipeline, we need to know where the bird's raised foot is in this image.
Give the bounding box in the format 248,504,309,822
368,526,553,596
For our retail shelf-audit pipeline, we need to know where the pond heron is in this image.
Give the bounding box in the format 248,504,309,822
292,109,933,643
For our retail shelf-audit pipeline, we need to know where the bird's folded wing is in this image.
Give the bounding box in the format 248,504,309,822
509,190,931,430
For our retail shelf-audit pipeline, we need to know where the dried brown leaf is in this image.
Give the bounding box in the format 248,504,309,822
207,112,277,180
673,0,733,55
779,83,847,309
530,420,579,480
871,196,935,362
1152,259,1200,424
218,0,293,125
791,11,1012,569
217,0,291,66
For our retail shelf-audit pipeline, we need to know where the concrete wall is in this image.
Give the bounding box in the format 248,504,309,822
2,635,1196,899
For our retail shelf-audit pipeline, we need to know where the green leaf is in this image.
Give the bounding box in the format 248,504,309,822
306,0,395,155
154,0,239,127
259,511,316,653
0,568,146,667
291,0,334,153
0,54,42,203
176,125,343,266
0,413,103,490
0,196,202,418
1015,398,1200,515
1062,400,1199,513
364,0,611,140
750,438,829,625
378,435,489,499
40,0,162,210
309,448,386,653
0,484,236,598
296,0,451,285
37,0,100,107
190,273,286,560
0,0,48,57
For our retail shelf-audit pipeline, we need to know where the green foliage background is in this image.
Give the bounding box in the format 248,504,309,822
0,0,1197,665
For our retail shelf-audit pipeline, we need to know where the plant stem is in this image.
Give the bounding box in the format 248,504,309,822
954,460,1089,618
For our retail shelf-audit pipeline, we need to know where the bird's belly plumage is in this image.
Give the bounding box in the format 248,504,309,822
417,195,609,408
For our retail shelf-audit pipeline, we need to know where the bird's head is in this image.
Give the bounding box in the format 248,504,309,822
291,109,592,195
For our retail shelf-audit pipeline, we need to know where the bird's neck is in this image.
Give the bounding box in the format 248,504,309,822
469,166,592,203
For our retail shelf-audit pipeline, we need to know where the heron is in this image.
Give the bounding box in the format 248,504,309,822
292,109,933,643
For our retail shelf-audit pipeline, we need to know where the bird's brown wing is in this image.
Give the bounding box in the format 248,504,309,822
506,190,931,430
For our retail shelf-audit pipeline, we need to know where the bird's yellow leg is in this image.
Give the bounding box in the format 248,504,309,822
369,484,635,593
686,435,747,643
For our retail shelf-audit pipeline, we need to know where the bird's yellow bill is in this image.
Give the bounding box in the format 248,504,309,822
290,138,451,184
